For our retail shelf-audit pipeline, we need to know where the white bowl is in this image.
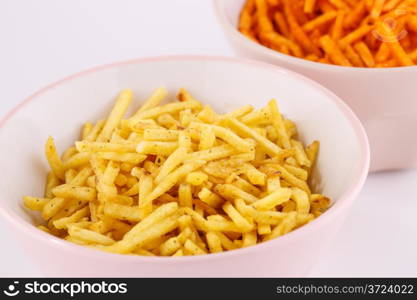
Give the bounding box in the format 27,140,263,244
0,56,369,277
213,0,417,172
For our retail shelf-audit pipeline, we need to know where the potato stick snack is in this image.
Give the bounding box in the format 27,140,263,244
24,88,330,256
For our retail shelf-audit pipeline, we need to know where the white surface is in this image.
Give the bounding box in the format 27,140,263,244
0,0,415,277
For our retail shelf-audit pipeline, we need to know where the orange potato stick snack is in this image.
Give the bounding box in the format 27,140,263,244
318,56,331,63
255,0,268,15
343,0,360,7
378,21,414,65
328,0,349,10
375,42,391,62
238,0,417,67
354,41,376,67
310,28,323,47
274,12,290,37
344,1,367,29
305,53,320,61
280,44,290,54
339,24,373,49
365,0,375,12
376,57,399,67
370,0,386,20
283,0,321,55
408,15,417,32
320,35,352,65
304,0,317,13
400,34,412,50
383,0,405,12
331,11,346,40
266,0,280,6
364,31,380,50
255,0,275,33
239,0,257,41
260,31,304,57
318,0,337,13
345,45,366,66
290,0,310,25
409,48,417,61
303,11,338,32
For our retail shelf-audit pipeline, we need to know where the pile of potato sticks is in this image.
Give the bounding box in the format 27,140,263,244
24,87,330,256
239,0,417,67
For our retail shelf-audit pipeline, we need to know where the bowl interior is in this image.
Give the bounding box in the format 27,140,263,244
0,57,362,226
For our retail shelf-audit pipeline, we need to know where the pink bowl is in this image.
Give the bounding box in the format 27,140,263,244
0,56,369,277
213,0,417,172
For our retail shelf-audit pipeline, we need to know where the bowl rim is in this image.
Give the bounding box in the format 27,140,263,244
213,0,417,73
0,55,370,264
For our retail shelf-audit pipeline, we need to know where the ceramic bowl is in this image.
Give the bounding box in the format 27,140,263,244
0,56,369,277
213,0,417,171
